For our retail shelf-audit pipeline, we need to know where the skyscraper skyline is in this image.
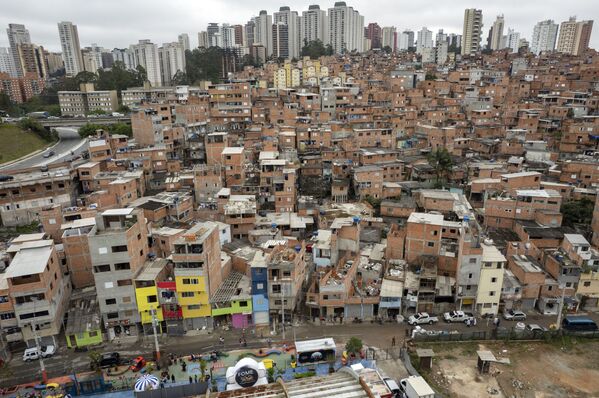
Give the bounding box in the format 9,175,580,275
57,21,84,77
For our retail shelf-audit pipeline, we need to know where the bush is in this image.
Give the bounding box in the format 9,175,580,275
79,122,132,138
345,337,363,355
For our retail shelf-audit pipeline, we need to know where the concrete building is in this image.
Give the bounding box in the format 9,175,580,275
274,6,300,59
488,15,504,50
531,19,558,55
365,23,382,50
327,1,364,54
178,33,190,52
6,23,31,77
197,31,209,48
172,222,223,330
111,48,134,69
57,21,84,77
476,240,506,316
557,17,594,56
58,83,118,116
272,23,290,59
416,27,433,54
0,71,45,104
300,5,327,45
0,47,17,77
158,42,185,86
129,40,162,87
461,8,483,55
381,27,397,51
398,30,414,51
5,236,70,346
89,208,149,338
506,29,521,53
254,10,273,56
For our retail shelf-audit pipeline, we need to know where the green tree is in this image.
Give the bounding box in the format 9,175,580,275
561,198,594,227
185,47,225,83
345,337,363,355
363,195,382,217
427,147,454,187
171,70,189,85
382,45,392,54
78,122,132,138
425,73,437,80
301,39,329,59
89,351,102,371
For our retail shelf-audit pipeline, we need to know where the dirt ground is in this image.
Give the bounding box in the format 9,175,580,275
413,338,599,398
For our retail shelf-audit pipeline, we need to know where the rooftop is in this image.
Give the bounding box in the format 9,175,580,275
6,245,53,278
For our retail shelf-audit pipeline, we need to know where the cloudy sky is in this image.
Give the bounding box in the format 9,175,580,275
0,0,597,51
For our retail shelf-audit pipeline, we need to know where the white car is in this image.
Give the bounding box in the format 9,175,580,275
443,310,474,323
408,312,438,325
23,345,56,361
503,309,527,321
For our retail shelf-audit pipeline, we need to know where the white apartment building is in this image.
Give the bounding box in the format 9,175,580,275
198,31,209,48
7,23,30,77
254,11,273,56
0,47,17,76
461,8,483,55
274,6,300,59
159,42,185,86
112,48,134,69
398,30,414,51
476,240,506,316
129,40,162,87
506,29,520,53
58,21,84,77
300,5,327,45
489,15,504,50
327,1,364,54
416,27,433,54
531,19,558,55
178,33,191,52
381,27,396,51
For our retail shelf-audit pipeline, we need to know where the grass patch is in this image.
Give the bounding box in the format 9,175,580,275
0,124,55,164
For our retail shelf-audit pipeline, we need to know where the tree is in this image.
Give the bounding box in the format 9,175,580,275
185,47,225,83
325,44,334,56
427,147,453,187
171,70,189,85
345,337,363,355
301,39,329,59
425,73,437,80
561,198,594,227
363,195,382,217
79,122,132,138
382,45,392,54
89,351,102,371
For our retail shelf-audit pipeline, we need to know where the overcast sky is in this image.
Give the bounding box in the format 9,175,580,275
0,0,597,52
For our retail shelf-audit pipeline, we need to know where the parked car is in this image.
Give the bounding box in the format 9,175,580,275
503,309,527,321
382,377,401,396
443,310,474,323
99,352,121,368
408,312,438,325
23,345,56,361
525,324,547,332
0,175,14,182
43,150,55,158
129,356,146,372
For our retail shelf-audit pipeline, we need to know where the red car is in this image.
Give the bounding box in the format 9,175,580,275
129,356,146,372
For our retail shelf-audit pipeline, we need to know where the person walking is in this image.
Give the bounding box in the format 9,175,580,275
391,337,396,347
194,375,198,383
171,374,175,383
188,376,192,384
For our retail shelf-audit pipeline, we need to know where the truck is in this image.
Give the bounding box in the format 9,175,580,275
400,376,435,398
443,310,474,323
407,312,438,325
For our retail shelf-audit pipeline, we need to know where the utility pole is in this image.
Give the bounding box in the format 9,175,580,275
556,285,567,330
150,307,161,360
281,288,285,340
30,299,47,383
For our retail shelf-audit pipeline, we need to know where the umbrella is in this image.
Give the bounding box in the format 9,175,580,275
134,374,159,392
46,383,60,389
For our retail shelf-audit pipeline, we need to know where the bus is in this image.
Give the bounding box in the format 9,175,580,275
562,316,598,332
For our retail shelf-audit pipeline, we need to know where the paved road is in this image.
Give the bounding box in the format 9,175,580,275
0,127,87,171
3,310,587,387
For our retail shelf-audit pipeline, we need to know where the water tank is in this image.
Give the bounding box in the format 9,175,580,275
294,245,301,253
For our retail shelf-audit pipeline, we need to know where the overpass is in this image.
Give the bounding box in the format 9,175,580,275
40,116,131,128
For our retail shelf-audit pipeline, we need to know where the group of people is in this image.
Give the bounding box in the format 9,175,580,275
465,317,478,327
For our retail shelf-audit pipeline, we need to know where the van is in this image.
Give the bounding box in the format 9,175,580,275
383,377,401,396
22,345,56,361
562,316,598,331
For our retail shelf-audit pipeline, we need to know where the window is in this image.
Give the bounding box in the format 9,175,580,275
147,295,157,303
111,245,128,253
432,230,438,236
122,296,131,303
491,277,497,283
489,291,496,296
107,312,119,319
583,281,591,287
117,279,132,286
427,242,435,247
257,283,264,290
187,304,201,310
105,298,117,305
94,264,111,273
137,233,141,240
115,262,130,271
181,292,195,298
182,278,199,285
104,282,114,289
468,273,473,279
89,331,98,337
272,284,281,293
469,258,477,264
239,301,248,307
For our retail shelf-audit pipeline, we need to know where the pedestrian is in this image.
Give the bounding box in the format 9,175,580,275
171,374,175,383
243,338,247,347
267,337,272,348
194,375,198,383
189,376,192,384
473,317,477,327
466,318,471,327
391,337,396,347
239,337,243,346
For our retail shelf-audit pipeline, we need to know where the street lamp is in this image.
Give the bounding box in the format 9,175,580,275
29,297,47,383
150,307,161,360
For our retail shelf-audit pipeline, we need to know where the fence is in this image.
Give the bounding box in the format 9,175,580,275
412,327,599,342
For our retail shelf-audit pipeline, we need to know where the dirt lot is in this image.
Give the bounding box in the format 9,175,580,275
412,337,599,398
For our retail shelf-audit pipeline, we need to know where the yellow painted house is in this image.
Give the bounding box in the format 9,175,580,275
133,259,171,332
176,275,211,319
